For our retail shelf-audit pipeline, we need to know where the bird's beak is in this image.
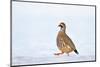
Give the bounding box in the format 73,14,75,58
58,25,61,27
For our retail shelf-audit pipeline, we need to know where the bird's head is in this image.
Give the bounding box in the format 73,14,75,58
58,22,66,32
58,22,65,27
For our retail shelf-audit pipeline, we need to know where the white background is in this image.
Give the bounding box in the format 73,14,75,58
0,0,100,67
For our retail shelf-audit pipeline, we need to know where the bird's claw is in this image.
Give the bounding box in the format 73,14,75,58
54,52,64,55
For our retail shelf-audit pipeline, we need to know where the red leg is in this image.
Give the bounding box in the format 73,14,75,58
54,52,64,55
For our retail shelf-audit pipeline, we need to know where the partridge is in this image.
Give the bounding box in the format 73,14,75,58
54,22,79,56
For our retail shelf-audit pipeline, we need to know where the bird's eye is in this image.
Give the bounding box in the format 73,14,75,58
60,25,63,28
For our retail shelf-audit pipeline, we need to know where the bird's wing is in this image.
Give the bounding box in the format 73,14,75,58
63,33,76,50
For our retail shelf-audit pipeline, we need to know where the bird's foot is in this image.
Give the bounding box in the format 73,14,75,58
67,53,69,56
54,52,64,55
66,53,69,56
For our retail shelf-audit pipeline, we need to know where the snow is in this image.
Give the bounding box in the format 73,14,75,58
12,55,95,65
12,1,96,66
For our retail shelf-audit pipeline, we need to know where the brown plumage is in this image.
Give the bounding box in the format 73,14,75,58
54,22,79,56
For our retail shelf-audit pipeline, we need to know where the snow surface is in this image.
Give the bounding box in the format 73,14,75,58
12,1,96,65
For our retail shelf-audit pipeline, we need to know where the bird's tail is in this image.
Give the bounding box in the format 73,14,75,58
74,49,79,54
